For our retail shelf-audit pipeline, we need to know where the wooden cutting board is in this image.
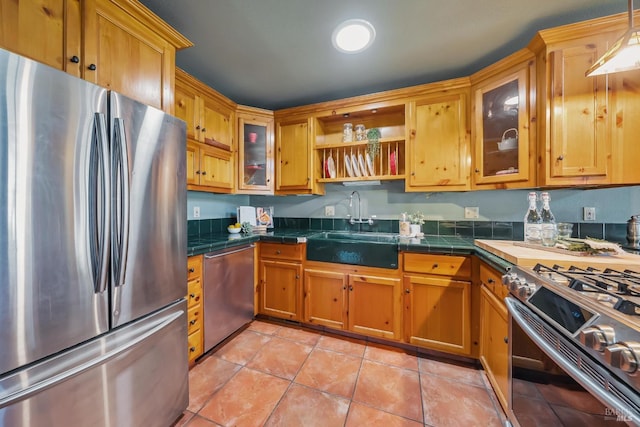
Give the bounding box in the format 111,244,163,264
474,239,640,270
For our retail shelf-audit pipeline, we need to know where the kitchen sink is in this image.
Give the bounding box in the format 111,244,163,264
306,231,399,269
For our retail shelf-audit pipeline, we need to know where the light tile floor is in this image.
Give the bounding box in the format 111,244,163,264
174,320,507,427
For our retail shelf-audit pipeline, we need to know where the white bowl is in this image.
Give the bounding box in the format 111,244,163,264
227,226,241,234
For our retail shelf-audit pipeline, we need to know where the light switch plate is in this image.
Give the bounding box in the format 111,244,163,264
193,206,200,218
325,205,335,217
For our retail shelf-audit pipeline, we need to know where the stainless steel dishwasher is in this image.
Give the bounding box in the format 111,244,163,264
203,244,255,352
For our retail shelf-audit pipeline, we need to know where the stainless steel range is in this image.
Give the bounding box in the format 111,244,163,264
503,264,640,426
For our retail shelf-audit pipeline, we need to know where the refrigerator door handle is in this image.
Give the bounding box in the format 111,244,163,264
112,117,130,289
89,112,110,294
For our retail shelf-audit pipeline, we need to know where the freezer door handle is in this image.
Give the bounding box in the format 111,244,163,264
111,117,130,289
0,307,184,407
88,113,110,294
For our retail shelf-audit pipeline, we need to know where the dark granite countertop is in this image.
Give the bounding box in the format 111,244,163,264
187,229,512,272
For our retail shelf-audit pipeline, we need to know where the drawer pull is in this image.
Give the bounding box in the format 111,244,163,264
488,278,495,284
189,319,197,325
432,263,439,269
276,250,281,254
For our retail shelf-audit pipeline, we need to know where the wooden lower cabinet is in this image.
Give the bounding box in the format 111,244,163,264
303,269,348,329
303,261,403,341
348,273,402,340
258,243,305,321
259,259,302,320
403,274,471,355
479,276,509,412
187,255,204,364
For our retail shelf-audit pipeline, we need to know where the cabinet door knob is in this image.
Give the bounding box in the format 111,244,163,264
343,286,347,290
70,55,80,63
87,63,97,71
195,170,201,175
504,336,509,344
557,155,564,161
488,278,495,284
349,286,354,291
189,319,197,325
475,168,480,173
201,171,207,176
189,346,196,352
189,267,195,273
195,125,200,130
405,288,410,294
201,128,206,133
276,250,281,254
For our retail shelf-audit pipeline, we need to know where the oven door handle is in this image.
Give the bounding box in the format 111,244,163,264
506,297,640,425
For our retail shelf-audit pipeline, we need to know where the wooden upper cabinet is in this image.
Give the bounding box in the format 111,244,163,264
84,0,191,113
548,40,609,182
529,16,635,187
275,117,317,194
471,49,536,189
0,0,82,76
406,82,470,192
236,105,275,194
175,68,235,149
0,0,191,114
176,69,236,193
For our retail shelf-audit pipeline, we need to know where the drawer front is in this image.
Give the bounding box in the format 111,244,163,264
188,255,202,281
260,242,304,261
187,330,203,362
187,305,202,335
187,278,202,308
480,263,508,302
404,253,471,278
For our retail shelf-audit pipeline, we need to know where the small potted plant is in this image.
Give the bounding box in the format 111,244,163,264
366,128,381,158
409,211,425,237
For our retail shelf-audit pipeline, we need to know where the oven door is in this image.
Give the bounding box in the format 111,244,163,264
506,297,639,427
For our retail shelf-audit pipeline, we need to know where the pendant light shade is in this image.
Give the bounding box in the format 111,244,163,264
586,0,640,76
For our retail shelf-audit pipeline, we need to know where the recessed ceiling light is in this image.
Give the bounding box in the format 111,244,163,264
332,19,376,54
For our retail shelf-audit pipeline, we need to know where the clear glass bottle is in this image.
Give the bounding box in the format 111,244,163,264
540,192,557,246
524,192,542,244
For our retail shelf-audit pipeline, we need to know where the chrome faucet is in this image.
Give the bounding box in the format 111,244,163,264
348,191,375,225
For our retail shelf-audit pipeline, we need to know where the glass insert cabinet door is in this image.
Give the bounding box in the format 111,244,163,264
238,117,273,192
473,68,530,184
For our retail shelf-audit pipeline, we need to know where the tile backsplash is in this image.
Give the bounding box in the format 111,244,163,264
188,217,628,243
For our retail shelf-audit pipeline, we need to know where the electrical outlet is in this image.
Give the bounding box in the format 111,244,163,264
464,207,479,219
325,205,335,217
193,206,201,218
583,207,596,221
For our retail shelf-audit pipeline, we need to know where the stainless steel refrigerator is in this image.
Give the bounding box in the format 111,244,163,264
0,48,188,426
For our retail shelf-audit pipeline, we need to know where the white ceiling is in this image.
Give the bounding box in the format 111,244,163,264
139,0,629,110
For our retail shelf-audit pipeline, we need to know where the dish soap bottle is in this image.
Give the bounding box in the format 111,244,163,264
524,192,542,244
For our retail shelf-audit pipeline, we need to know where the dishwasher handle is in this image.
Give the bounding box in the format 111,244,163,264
204,244,255,259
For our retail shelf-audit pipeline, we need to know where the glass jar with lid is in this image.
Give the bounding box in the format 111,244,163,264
355,124,366,141
343,123,353,142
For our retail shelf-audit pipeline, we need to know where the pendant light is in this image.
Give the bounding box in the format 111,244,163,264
586,0,640,76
